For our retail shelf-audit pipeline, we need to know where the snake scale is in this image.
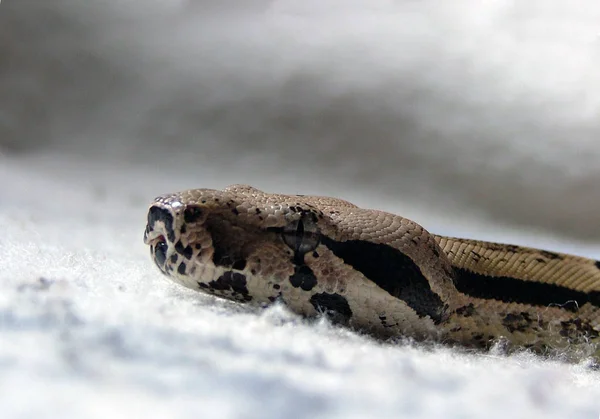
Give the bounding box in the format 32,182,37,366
143,185,600,359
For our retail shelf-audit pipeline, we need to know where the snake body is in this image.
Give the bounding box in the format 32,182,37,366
143,185,600,358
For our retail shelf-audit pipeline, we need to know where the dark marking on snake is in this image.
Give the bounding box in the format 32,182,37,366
539,250,562,260
320,236,445,323
454,268,600,311
456,303,476,318
182,245,194,260
207,272,251,301
505,245,521,253
289,265,318,291
175,240,185,254
309,292,353,323
184,206,204,223
559,318,600,342
502,312,532,333
170,253,178,264
232,259,247,271
148,206,175,242
177,261,186,275
211,238,235,268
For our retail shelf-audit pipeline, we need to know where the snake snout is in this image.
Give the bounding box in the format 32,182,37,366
143,204,180,273
144,198,219,279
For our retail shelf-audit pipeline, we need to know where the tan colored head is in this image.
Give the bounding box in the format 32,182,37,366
143,185,356,304
143,184,452,339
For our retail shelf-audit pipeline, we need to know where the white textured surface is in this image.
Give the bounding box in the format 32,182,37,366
2,156,600,419
3,1,600,418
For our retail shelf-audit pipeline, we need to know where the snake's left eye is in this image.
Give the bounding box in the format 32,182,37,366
282,216,320,255
154,236,168,265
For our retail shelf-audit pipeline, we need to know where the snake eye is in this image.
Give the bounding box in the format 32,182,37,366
282,216,320,255
154,236,168,265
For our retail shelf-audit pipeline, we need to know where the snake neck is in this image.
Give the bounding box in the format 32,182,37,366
434,235,600,354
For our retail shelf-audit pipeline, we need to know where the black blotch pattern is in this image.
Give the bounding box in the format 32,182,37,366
309,293,353,323
169,253,178,264
377,314,397,328
502,312,532,333
289,265,318,291
595,260,600,270
175,240,185,254
148,206,175,242
207,272,251,301
177,261,186,275
539,250,562,260
456,303,476,317
320,236,445,323
212,244,234,267
180,224,187,234
184,206,204,223
182,245,194,260
559,318,600,341
454,268,600,311
232,259,247,270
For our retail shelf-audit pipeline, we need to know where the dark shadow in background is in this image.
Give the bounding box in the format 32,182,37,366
2,0,600,240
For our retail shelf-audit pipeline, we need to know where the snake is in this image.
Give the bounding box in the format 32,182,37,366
143,185,600,359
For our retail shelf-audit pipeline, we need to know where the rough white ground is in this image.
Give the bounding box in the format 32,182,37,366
3,1,600,418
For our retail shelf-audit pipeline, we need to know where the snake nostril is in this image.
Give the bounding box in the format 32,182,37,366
154,236,168,266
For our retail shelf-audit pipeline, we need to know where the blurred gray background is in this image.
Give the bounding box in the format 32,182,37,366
4,3,600,417
3,0,600,241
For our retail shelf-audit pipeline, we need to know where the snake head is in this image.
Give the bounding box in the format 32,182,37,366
143,184,455,339
143,185,354,304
